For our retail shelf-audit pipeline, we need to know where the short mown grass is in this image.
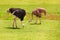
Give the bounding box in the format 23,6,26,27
0,4,60,20
0,0,60,40
0,20,60,40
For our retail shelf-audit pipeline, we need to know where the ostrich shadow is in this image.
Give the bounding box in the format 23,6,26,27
5,26,20,29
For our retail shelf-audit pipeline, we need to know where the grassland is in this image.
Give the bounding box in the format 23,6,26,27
0,4,60,20
0,0,60,40
0,0,60,4
0,20,60,40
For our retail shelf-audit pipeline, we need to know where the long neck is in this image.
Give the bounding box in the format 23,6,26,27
44,10,46,16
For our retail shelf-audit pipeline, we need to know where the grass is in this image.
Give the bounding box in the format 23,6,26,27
0,4,60,20
0,0,60,40
0,0,60,4
0,20,60,40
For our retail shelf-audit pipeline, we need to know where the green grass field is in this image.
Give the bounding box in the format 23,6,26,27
0,0,60,40
0,4,60,20
0,20,60,40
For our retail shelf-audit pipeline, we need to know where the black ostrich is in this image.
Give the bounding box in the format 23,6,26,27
7,8,26,28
